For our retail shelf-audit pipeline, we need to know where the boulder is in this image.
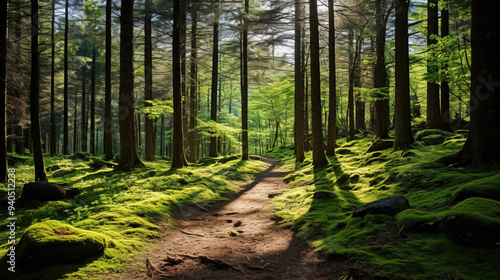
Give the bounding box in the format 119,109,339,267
415,129,453,141
21,182,80,201
16,220,107,265
422,135,445,146
46,165,62,172
366,139,394,153
89,159,117,169
352,196,410,217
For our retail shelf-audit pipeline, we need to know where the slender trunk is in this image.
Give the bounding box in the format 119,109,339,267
309,0,328,168
171,0,188,168
104,0,113,159
30,0,47,181
181,0,188,149
81,67,87,152
144,0,155,161
50,0,56,156
348,30,355,141
210,1,219,157
393,0,413,150
325,0,336,156
241,0,249,160
73,89,78,153
63,0,69,155
160,115,165,156
0,0,6,181
374,0,390,139
440,3,452,131
116,0,143,171
426,0,441,129
294,0,305,162
90,46,96,154
188,6,198,163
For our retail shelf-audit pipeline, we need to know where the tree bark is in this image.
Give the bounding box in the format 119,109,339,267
0,0,7,182
347,29,355,141
425,0,441,129
116,0,143,171
90,45,96,154
309,0,329,168
210,1,219,157
241,0,249,160
393,0,413,150
63,0,69,155
294,0,305,162
81,67,87,152
325,0,336,157
144,0,155,161
30,0,47,182
171,0,188,169
104,0,113,160
50,0,56,156
440,3,452,131
188,6,198,163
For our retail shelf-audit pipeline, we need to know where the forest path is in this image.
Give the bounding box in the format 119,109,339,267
117,158,342,280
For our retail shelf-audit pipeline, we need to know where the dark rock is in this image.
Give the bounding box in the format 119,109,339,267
336,148,353,155
46,165,62,172
313,191,338,199
89,159,117,169
218,155,240,163
352,196,410,217
422,135,445,146
415,129,452,141
366,139,394,153
22,182,66,201
71,152,90,161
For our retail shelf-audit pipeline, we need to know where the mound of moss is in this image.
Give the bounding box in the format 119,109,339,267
16,220,108,265
451,174,500,204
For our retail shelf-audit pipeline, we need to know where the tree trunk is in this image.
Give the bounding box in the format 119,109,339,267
50,0,56,156
447,0,500,168
440,3,452,131
425,0,441,129
393,0,413,150
188,6,198,163
171,0,188,169
73,90,78,153
63,0,69,155
144,0,155,161
181,0,188,150
309,0,329,168
81,67,87,152
347,29,355,141
0,0,6,182
90,46,96,154
116,0,143,171
241,0,249,160
104,0,113,160
374,0,391,139
294,0,305,162
210,1,219,157
325,0,336,157
30,0,47,182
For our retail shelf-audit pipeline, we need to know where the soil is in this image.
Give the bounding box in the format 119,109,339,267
116,159,344,280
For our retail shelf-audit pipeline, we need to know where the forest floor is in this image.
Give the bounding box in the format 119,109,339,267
115,158,344,280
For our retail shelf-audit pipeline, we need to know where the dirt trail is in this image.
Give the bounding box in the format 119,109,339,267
118,159,342,280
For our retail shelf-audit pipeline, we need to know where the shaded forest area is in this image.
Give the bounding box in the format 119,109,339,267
0,0,499,279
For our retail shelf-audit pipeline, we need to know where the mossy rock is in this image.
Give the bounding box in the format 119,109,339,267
336,148,353,155
421,135,445,146
218,155,240,163
396,209,443,233
440,198,500,247
52,168,77,178
16,220,108,265
415,129,453,141
21,182,66,201
450,174,500,204
365,139,394,153
89,159,117,169
71,152,90,161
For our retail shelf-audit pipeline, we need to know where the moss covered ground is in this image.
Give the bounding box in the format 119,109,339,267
267,130,500,280
0,155,267,279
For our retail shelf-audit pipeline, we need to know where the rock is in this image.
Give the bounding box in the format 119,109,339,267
440,198,500,247
352,196,410,218
89,159,117,169
422,135,445,146
16,220,107,265
71,152,90,161
198,157,217,166
22,182,66,201
415,129,453,141
46,165,62,172
218,155,240,163
313,191,338,199
366,139,394,153
336,148,353,155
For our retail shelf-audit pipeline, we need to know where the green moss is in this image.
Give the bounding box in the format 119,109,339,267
451,174,500,203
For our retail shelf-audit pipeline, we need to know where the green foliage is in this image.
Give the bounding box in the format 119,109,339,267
137,99,173,119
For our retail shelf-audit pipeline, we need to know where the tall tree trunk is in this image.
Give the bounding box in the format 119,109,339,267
171,0,188,169
160,115,165,156
144,0,155,161
73,90,78,153
325,0,337,156
425,0,441,129
181,0,188,149
347,29,355,141
50,0,56,156
309,0,328,168
241,0,249,160
116,0,143,171
440,3,452,131
188,6,198,163
374,0,391,139
30,0,47,181
81,67,87,152
294,0,305,162
210,0,219,157
393,0,413,150
0,0,7,182
90,46,96,154
104,0,113,159
446,0,500,168
63,0,69,155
